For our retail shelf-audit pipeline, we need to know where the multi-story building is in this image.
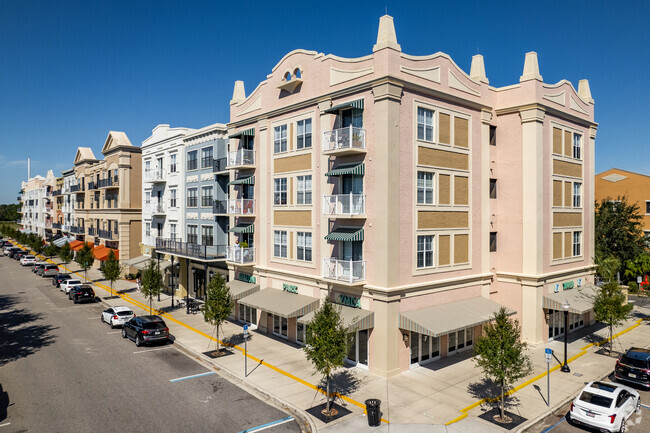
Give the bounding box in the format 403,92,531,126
595,168,650,240
20,170,56,239
70,131,142,262
221,15,596,376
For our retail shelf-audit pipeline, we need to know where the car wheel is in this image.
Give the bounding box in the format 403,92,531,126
73,298,78,304
110,320,115,329
619,418,626,433
122,328,127,338
135,336,142,347
100,315,104,323
636,398,641,414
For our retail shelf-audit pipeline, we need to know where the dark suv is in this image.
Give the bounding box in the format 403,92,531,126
70,285,95,304
52,273,72,287
122,316,170,347
615,347,650,388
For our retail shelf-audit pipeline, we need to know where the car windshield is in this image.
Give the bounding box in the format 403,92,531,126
117,311,133,317
58,275,70,279
143,322,166,330
621,354,649,369
579,391,613,408
67,280,81,285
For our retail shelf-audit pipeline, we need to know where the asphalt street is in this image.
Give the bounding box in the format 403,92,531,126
0,255,301,433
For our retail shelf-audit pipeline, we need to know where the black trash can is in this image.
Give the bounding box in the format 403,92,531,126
365,399,381,427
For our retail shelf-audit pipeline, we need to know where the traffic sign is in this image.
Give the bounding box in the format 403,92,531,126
545,348,552,363
243,324,248,333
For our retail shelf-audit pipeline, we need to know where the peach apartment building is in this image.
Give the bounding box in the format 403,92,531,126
223,15,597,376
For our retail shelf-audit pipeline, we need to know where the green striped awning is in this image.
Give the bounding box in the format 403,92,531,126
227,279,260,300
238,288,320,319
228,128,255,139
229,223,254,234
324,99,365,114
543,285,598,314
298,304,374,332
325,163,364,177
228,176,255,186
324,227,364,241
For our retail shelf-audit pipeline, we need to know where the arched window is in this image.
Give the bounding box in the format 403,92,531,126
293,68,302,79
284,72,292,82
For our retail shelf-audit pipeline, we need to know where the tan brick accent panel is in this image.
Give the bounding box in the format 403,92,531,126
553,160,582,178
289,178,294,205
274,153,311,173
564,182,571,207
418,211,469,229
438,235,450,266
454,234,469,264
564,130,572,157
438,174,451,204
553,180,563,206
274,210,311,226
454,176,469,205
553,232,563,259
553,212,582,227
439,113,451,144
418,147,469,170
553,128,563,154
564,232,572,257
454,117,469,148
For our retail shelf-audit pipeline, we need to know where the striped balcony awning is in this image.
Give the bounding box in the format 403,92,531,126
227,279,260,300
542,285,598,314
324,98,365,114
325,163,365,177
298,304,374,332
238,288,320,319
324,227,364,241
228,128,255,139
229,223,254,234
228,176,255,186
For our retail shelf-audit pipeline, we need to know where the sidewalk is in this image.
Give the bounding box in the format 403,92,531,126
24,246,650,433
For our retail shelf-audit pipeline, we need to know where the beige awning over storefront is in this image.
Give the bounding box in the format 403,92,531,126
543,285,598,314
399,297,514,337
298,304,374,332
123,255,151,270
238,288,319,319
227,279,260,300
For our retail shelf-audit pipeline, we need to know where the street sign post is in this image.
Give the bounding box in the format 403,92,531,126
545,348,553,406
243,324,249,377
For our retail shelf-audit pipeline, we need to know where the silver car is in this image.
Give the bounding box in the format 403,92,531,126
40,264,60,277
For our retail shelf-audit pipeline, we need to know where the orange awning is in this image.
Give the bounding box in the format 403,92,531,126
96,248,118,261
93,245,107,256
69,240,84,251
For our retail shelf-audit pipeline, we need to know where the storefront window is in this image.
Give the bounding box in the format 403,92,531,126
273,314,288,338
296,322,305,344
409,331,440,367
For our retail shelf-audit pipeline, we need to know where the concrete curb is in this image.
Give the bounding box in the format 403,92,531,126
514,394,574,433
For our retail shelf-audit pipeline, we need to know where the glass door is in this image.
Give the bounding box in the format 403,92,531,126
410,332,440,367
341,175,363,214
341,241,362,279
346,329,369,369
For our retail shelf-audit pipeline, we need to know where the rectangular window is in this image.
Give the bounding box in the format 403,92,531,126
297,232,312,262
489,179,497,199
273,314,288,338
145,191,151,205
145,222,150,237
170,224,176,240
187,150,198,171
573,231,581,257
297,119,312,149
489,125,497,146
573,133,582,159
417,235,434,268
417,172,434,204
201,147,213,169
187,225,198,245
490,232,497,252
646,201,650,214
201,225,213,247
170,154,177,173
114,220,118,235
274,178,287,205
417,107,434,142
273,230,287,258
170,189,177,208
273,125,288,153
187,188,198,207
573,183,581,208
296,175,312,205
201,186,213,207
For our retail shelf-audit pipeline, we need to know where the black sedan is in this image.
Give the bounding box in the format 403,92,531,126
52,273,72,288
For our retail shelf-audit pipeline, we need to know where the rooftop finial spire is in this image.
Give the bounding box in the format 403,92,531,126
520,52,543,82
470,54,489,84
578,79,594,104
373,14,401,52
230,80,246,105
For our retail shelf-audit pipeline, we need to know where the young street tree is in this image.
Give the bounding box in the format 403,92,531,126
43,242,59,258
303,299,348,416
201,274,233,355
593,283,633,354
75,242,95,281
141,259,162,315
473,307,533,422
101,249,122,297
59,242,73,265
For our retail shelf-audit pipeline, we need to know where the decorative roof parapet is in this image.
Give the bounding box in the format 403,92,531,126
231,80,246,105
578,79,594,104
469,54,489,84
373,15,401,52
520,51,543,82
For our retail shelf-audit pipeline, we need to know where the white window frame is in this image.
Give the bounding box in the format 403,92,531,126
201,186,213,207
573,182,581,208
145,191,151,205
272,314,288,339
187,188,198,208
296,119,312,149
170,224,176,240
296,175,312,205
274,178,287,205
417,235,434,269
296,232,312,262
187,224,198,244
417,171,434,205
170,154,177,173
417,107,434,142
573,133,582,160
145,222,151,237
273,125,287,154
273,230,287,258
170,189,177,208
573,231,581,257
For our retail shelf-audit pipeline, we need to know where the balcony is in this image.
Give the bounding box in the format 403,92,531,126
322,126,366,155
87,227,96,236
226,149,255,169
52,223,62,230
213,198,255,216
70,184,84,193
155,238,226,261
144,169,165,183
323,194,366,217
99,176,119,188
88,181,98,190
144,202,166,215
226,246,255,265
322,258,366,283
63,224,71,232
213,157,228,173
53,189,63,196
70,226,84,234
99,229,116,240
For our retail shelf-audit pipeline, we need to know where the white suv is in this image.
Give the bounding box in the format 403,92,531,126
60,279,82,294
101,306,136,328
20,255,36,266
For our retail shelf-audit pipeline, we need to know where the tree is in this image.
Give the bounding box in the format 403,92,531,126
624,252,650,287
473,307,533,422
75,242,94,281
201,274,233,355
59,242,73,265
141,259,162,315
43,243,59,258
28,234,45,256
593,283,633,354
101,249,122,297
598,255,621,284
303,299,348,416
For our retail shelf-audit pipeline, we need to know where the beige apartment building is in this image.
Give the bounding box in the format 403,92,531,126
595,168,650,238
69,131,142,263
221,15,597,377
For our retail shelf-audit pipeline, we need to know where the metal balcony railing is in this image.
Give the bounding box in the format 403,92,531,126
70,226,84,234
322,258,366,283
144,170,165,183
145,202,166,214
99,176,119,188
322,193,366,216
52,223,62,229
226,149,255,168
226,246,255,265
217,198,255,215
155,238,226,260
98,229,114,239
322,126,366,152
87,227,96,236
70,184,84,193
213,157,228,173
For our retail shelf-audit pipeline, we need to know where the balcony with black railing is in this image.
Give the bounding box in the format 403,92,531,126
87,227,96,236
98,229,115,239
52,223,62,230
87,181,98,190
155,238,226,261
99,176,119,188
71,184,84,193
70,226,84,234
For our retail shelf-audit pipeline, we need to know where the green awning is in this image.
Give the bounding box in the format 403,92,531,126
229,223,254,234
299,304,374,332
228,128,255,139
324,227,364,241
325,163,365,177
228,176,255,186
324,99,365,114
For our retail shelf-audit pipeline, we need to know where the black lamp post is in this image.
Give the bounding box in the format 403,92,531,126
561,300,571,373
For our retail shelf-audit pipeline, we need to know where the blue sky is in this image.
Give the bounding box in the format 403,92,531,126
1,0,648,204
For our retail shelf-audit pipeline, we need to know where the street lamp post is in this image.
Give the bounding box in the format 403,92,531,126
561,300,571,373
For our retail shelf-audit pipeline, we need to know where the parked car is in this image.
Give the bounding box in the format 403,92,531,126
52,273,71,288
60,279,82,294
13,250,28,260
69,285,95,303
4,246,19,256
40,264,59,277
122,315,170,347
32,262,47,273
101,306,135,328
569,381,640,433
20,255,36,266
615,347,650,388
